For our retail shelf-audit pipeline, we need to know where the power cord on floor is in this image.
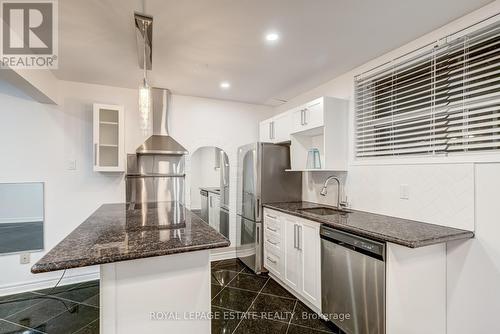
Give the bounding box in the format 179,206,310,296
0,269,78,313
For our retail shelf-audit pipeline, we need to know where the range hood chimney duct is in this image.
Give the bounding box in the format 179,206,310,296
136,88,188,155
133,12,187,156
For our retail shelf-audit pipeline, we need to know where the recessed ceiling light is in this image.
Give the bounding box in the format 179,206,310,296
220,81,230,89
265,32,280,42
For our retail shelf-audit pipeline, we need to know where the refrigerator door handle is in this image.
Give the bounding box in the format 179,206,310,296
256,224,260,245
256,197,261,221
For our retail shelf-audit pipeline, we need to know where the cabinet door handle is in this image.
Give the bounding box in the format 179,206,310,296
300,110,304,125
266,256,277,264
267,226,277,232
267,239,278,245
269,122,272,140
266,214,277,219
94,143,98,166
303,109,308,125
297,225,302,250
272,121,275,139
293,224,297,249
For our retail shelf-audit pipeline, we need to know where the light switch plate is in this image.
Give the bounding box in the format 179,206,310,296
20,253,30,264
400,184,410,200
67,159,77,170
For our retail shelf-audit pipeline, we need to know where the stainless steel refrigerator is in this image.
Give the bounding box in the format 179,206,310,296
236,143,302,274
219,150,230,238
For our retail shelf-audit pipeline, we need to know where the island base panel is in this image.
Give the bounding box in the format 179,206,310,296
100,250,211,334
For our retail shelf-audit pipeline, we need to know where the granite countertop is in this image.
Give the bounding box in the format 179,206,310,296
263,201,474,248
32,202,230,273
200,187,220,195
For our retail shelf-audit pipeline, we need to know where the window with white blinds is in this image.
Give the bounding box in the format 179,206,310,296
355,19,500,158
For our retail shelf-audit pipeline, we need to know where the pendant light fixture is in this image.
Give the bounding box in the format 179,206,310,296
138,30,151,133
135,8,153,134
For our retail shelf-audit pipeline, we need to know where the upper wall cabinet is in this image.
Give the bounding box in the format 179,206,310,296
259,111,291,143
289,97,348,171
291,98,324,133
259,96,348,171
93,103,125,172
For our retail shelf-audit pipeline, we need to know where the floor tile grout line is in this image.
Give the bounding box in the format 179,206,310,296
0,317,47,334
213,268,264,277
211,266,246,302
8,296,98,333
212,283,297,301
30,291,100,309
72,317,99,334
285,299,298,334
286,322,338,333
212,305,245,314
1,297,46,320
231,276,270,334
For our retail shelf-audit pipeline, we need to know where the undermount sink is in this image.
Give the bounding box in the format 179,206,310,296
298,207,350,216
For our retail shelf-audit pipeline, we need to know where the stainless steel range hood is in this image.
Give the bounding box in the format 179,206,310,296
136,88,188,155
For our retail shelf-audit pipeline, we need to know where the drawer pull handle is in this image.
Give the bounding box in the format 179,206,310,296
266,256,277,264
266,214,277,219
267,227,277,232
267,239,278,245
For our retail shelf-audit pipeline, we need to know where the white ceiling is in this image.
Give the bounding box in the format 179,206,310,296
54,0,493,105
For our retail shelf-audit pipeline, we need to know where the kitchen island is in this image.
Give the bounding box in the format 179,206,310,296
32,201,230,334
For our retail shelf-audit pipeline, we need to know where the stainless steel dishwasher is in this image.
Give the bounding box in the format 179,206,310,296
321,225,386,334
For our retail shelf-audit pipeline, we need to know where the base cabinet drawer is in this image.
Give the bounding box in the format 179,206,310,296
264,247,283,277
265,232,282,251
263,208,322,311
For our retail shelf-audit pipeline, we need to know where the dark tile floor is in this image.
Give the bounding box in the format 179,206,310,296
0,258,338,334
0,280,99,333
211,258,339,334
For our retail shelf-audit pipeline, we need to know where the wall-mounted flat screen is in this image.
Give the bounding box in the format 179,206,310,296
0,182,44,254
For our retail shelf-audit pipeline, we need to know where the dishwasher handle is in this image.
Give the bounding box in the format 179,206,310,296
320,225,385,261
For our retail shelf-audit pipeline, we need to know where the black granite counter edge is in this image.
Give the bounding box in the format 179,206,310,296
263,203,474,248
31,239,230,274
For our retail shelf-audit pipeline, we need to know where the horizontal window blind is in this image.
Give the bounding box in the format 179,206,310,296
355,19,500,158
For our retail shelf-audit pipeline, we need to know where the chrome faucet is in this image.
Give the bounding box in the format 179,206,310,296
320,176,348,209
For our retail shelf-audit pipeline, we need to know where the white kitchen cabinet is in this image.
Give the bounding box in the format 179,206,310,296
263,208,322,311
272,112,291,143
289,96,348,171
291,98,324,133
259,119,273,142
284,216,301,291
93,103,125,172
263,210,284,277
298,218,322,307
258,111,291,143
208,193,220,231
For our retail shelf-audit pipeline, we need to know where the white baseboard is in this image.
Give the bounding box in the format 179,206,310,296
0,270,100,297
210,247,236,261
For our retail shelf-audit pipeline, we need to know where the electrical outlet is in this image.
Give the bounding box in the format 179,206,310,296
20,253,30,264
67,159,77,170
399,184,410,200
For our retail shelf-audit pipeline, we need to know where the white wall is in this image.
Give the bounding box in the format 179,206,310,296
0,79,272,295
446,163,500,333
271,3,500,333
